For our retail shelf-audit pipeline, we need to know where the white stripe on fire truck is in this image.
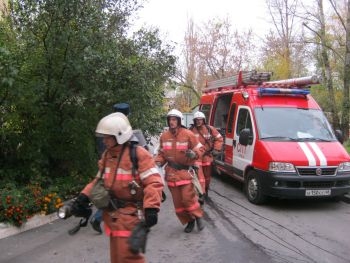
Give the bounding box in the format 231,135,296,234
308,142,327,166
298,142,316,166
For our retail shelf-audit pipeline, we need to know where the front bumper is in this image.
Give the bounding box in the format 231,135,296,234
258,170,350,199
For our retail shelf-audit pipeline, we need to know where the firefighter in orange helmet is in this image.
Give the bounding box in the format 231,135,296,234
190,111,223,198
155,109,205,233
71,113,164,263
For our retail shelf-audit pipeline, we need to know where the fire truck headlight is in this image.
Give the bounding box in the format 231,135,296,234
338,162,350,172
269,162,296,172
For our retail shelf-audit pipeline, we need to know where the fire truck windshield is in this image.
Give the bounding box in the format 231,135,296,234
255,107,336,141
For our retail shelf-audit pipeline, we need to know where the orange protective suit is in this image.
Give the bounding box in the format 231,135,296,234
155,127,205,225
190,125,223,194
82,144,163,263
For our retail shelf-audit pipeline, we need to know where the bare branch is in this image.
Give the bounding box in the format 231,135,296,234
328,0,346,30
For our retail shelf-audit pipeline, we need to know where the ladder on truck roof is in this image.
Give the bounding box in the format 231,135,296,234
203,70,272,93
203,70,322,93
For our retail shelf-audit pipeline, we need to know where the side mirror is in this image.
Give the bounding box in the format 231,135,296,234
239,128,253,146
335,129,344,144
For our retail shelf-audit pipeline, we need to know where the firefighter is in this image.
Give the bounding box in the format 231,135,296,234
190,111,223,198
155,109,205,233
71,113,164,263
91,102,132,234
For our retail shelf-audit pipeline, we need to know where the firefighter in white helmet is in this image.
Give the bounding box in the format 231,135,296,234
190,111,223,198
71,112,164,263
155,109,206,233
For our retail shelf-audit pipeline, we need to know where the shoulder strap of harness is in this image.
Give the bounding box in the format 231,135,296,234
206,125,212,137
129,142,138,178
130,140,167,203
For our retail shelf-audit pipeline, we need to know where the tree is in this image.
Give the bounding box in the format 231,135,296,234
263,0,309,79
302,0,349,133
175,17,257,111
196,17,256,79
0,0,176,187
116,28,176,130
340,0,350,139
175,18,203,111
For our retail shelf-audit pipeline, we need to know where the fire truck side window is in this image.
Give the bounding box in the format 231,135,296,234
213,94,232,128
236,108,253,136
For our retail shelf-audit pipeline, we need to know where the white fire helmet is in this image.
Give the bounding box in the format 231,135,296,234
193,111,206,123
95,112,133,144
167,109,184,127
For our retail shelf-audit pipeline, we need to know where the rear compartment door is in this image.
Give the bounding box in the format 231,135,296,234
224,103,236,164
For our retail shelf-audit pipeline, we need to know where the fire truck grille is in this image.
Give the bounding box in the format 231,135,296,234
297,167,337,176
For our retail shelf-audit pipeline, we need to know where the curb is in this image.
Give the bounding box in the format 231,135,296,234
0,212,58,240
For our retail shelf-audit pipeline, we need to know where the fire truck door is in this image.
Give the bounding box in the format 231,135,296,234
232,106,255,173
224,103,236,164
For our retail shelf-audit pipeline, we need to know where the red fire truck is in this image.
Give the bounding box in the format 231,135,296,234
199,71,350,204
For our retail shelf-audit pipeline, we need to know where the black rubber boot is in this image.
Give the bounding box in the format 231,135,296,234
90,218,102,234
196,217,205,231
205,187,209,199
184,220,195,233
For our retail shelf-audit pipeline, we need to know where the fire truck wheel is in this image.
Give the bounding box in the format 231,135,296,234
245,171,266,205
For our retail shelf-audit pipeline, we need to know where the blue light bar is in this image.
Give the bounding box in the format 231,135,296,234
258,87,310,96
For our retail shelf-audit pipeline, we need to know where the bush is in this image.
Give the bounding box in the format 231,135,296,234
0,182,64,227
0,171,91,227
345,139,350,154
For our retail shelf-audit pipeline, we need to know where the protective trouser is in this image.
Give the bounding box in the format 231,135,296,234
168,182,203,225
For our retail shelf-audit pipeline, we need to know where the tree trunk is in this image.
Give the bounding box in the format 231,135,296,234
341,0,350,140
318,0,340,129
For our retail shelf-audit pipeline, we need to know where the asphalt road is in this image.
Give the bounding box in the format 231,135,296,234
1,174,349,263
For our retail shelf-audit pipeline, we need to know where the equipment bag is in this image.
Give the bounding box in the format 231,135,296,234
90,173,110,209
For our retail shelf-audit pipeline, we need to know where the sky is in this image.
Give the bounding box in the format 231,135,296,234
133,0,271,51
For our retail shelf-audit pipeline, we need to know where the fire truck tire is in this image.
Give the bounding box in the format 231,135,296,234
245,171,266,205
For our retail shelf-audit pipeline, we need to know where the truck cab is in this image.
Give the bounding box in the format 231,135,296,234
199,71,350,204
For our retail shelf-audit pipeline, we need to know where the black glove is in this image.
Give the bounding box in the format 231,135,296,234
128,221,149,254
71,193,92,218
144,208,158,227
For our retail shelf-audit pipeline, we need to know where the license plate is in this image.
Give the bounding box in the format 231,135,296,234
305,189,331,196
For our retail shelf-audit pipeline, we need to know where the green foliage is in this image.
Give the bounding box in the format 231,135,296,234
310,84,343,117
0,182,65,227
344,140,350,154
0,0,176,227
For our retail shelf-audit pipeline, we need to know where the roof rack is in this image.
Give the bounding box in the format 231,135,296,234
203,71,321,93
203,70,272,93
